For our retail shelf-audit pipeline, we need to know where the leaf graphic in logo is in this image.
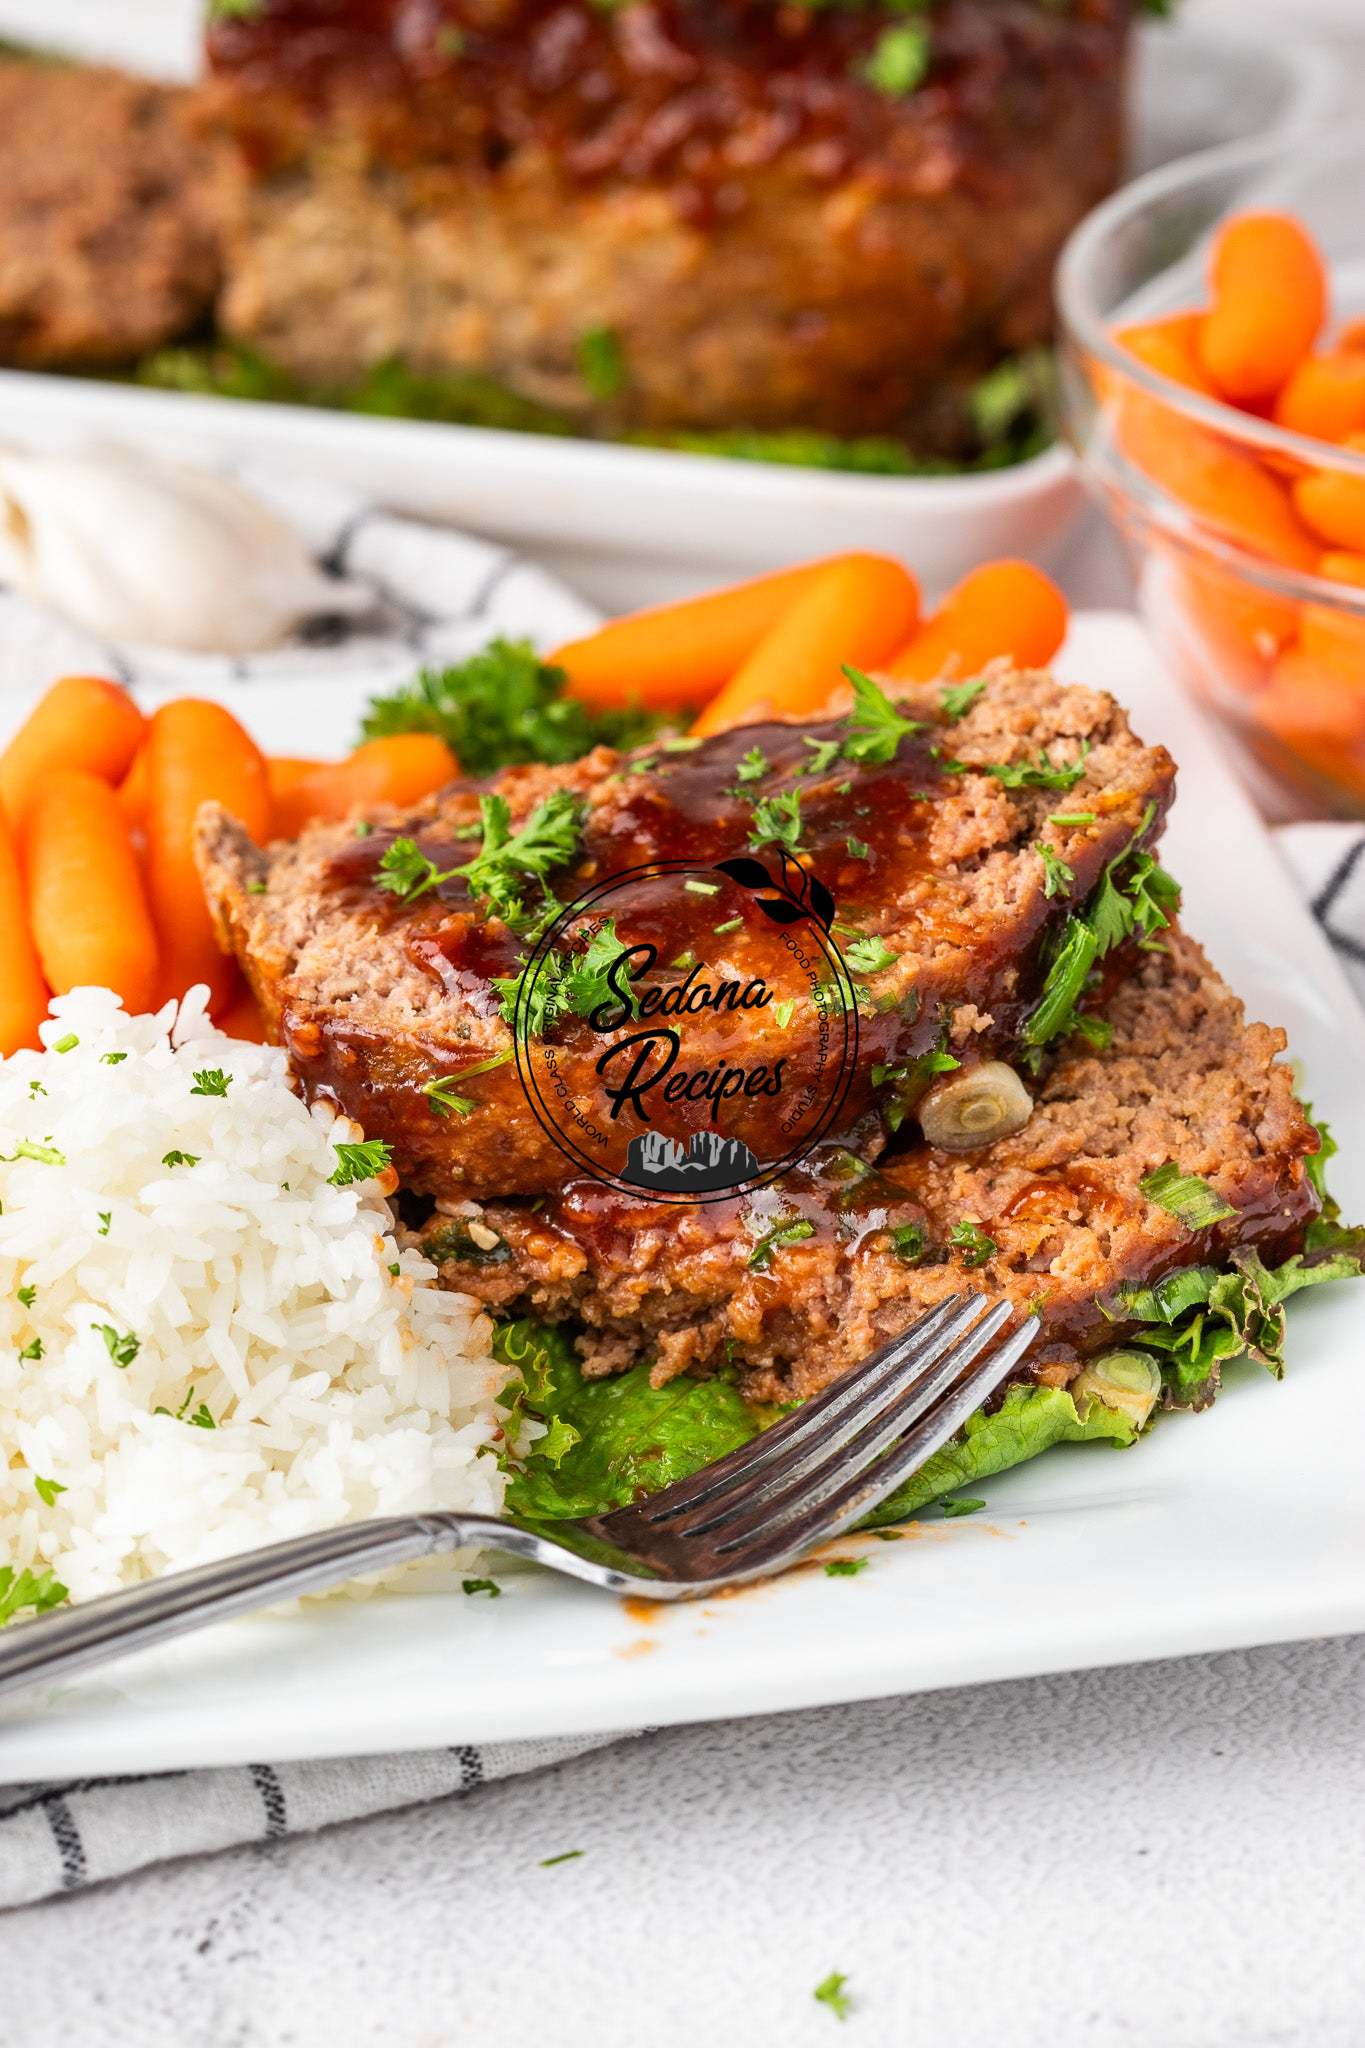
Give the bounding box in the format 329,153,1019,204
715,851,834,931
715,856,774,893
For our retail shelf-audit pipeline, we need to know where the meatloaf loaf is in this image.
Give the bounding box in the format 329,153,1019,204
423,932,1327,1403
202,0,1135,445
195,667,1175,1201
0,60,223,368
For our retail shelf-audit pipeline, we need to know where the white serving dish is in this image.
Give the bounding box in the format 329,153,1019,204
1,608,1362,1780
0,14,1337,608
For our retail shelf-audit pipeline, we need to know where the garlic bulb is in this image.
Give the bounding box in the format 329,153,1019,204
0,444,366,653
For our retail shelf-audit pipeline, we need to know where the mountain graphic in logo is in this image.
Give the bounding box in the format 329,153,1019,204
624,1128,762,1195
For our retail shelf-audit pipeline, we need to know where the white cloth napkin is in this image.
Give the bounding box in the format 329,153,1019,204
2,468,1364,1912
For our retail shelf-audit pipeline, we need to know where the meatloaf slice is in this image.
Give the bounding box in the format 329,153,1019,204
203,0,1132,447
195,668,1175,1202
0,61,224,369
424,932,1325,1403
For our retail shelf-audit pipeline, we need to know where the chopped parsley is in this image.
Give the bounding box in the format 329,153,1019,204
422,1076,477,1119
844,935,898,976
28,1082,45,1098
578,325,626,401
802,736,843,777
949,1220,997,1268
823,1557,868,1578
246,880,268,895
100,1050,128,1065
96,1212,111,1237
941,1497,986,1518
154,1385,217,1429
944,743,1089,792
857,20,930,95
190,1068,231,1098
161,1150,200,1168
461,789,585,927
539,1849,584,1868
1139,1164,1237,1231
841,665,922,765
872,1044,960,1132
846,835,870,860
328,1138,394,1187
360,638,662,776
813,1971,853,2023
461,1577,502,1597
1090,845,1180,953
0,1564,67,1626
495,919,639,1040
888,1223,927,1265
748,1216,817,1270
355,819,374,836
97,1324,139,1369
33,1475,66,1507
16,1284,36,1308
940,678,987,721
18,1338,43,1362
1035,842,1075,899
749,787,805,854
52,1034,78,1054
773,998,797,1029
733,745,769,788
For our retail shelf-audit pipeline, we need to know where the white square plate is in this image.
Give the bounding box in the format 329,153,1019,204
1,609,1363,1780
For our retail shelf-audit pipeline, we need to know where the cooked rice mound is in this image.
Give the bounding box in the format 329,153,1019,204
0,987,508,1605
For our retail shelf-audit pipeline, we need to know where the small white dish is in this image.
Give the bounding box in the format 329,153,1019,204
1,608,1362,1780
0,14,1336,607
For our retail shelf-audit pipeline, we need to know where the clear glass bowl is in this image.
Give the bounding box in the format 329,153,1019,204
1058,131,1365,820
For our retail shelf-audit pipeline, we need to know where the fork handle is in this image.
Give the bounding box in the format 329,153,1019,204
0,1512,517,1704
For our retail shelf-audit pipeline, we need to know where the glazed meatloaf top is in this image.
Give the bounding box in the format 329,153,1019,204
205,0,1134,198
195,668,1175,1202
0,60,223,369
424,932,1325,1404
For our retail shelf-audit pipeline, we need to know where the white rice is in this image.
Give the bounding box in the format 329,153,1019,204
0,986,511,1605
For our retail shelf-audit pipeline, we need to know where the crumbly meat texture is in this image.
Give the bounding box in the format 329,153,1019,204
194,668,1175,1202
0,61,224,368
424,933,1323,1402
202,0,1132,446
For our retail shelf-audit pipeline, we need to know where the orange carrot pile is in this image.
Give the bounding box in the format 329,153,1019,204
26,770,158,1014
885,561,1067,681
1109,205,1365,804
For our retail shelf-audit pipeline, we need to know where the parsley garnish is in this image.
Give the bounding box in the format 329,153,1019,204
578,325,626,400
161,1150,200,1168
949,1219,997,1268
34,1475,66,1507
422,1076,477,1119
361,639,661,776
17,1284,36,1308
773,998,797,1029
0,1564,67,1625
841,664,922,765
18,1338,43,1361
844,935,897,976
461,789,585,926
888,1223,927,1265
329,1138,394,1187
154,1385,217,1428
495,919,640,1040
1139,1164,1237,1230
190,1068,231,1097
97,1324,139,1369
749,788,805,853
461,1577,502,1597
823,1557,868,1578
96,1212,111,1237
539,1850,584,1867
813,1971,853,2023
748,1216,817,1270
940,678,987,720
857,20,930,96
100,1051,128,1065
802,736,843,777
846,835,870,860
944,743,1089,792
1035,843,1075,899
732,745,769,789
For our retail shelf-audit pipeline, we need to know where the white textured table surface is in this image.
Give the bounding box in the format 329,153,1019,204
2,6,1364,2043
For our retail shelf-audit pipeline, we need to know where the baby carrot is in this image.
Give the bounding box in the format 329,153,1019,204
267,756,327,837
1119,399,1319,571
554,558,857,712
274,735,457,837
0,805,48,1054
1273,353,1365,443
1320,552,1365,590
1115,314,1216,397
25,770,158,1013
1292,438,1365,553
884,560,1068,681
1198,213,1326,405
0,676,144,829
1174,559,1296,695
1337,318,1365,354
690,555,920,735
1256,646,1365,753
147,698,270,1013
117,744,150,830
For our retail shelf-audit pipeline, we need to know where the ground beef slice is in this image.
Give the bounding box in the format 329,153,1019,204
194,669,1175,1203
428,933,1323,1401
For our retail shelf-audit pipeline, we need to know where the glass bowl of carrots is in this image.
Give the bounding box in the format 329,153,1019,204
1058,130,1365,819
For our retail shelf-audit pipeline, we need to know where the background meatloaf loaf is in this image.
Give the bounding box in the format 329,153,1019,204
195,668,1174,1203
0,61,223,368
425,932,1324,1401
202,0,1134,445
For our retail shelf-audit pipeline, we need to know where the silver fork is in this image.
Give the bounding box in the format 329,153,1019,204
0,1295,1036,1702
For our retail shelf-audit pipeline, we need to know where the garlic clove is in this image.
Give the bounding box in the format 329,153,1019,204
0,444,367,655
